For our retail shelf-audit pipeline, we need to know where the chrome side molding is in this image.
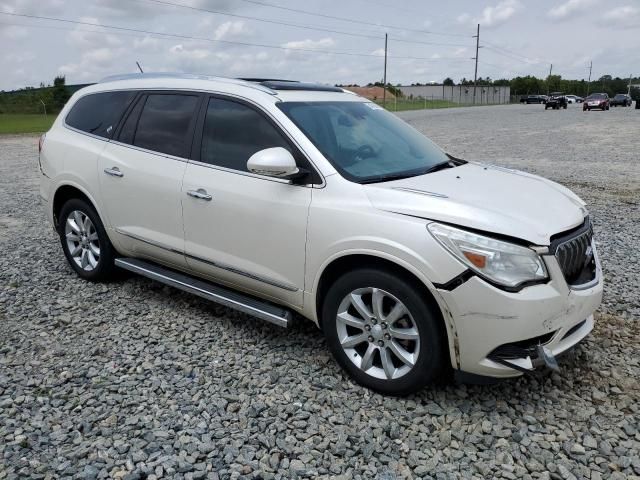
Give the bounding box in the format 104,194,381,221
114,257,291,328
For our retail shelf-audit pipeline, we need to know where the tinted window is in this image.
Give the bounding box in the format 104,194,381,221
118,96,144,145
200,98,291,171
66,91,136,138
133,94,200,157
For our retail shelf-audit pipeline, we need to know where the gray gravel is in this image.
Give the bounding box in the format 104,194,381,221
1,103,639,479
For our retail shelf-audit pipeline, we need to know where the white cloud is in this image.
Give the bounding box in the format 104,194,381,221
602,5,640,28
213,20,249,40
457,0,520,28
169,44,210,61
547,0,595,21
281,37,335,51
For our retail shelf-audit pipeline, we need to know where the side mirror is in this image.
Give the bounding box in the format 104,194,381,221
247,147,300,179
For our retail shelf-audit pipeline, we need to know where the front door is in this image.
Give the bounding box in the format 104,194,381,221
181,96,315,307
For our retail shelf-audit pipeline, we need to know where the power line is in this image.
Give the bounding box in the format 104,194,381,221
0,12,471,62
215,0,471,38
138,0,472,48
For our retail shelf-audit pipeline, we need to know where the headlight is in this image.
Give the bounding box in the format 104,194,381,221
428,223,548,288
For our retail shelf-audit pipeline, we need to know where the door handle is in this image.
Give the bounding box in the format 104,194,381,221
104,167,124,178
187,188,212,201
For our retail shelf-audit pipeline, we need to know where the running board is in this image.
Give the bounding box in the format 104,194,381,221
114,258,291,328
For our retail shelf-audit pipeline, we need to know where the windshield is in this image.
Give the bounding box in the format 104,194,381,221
277,101,451,183
588,94,606,99
614,94,626,99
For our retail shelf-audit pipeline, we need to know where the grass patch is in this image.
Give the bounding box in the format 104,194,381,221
374,99,466,112
0,114,55,134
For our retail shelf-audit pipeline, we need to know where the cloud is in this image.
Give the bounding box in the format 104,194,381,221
547,0,595,21
213,20,249,40
457,0,520,28
281,37,335,51
602,5,640,28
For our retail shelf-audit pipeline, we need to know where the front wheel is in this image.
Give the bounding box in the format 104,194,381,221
58,198,117,281
322,268,446,395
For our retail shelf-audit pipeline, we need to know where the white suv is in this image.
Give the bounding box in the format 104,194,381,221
39,74,603,394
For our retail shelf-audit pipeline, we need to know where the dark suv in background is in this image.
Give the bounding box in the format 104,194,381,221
610,94,632,107
545,92,568,110
520,94,547,104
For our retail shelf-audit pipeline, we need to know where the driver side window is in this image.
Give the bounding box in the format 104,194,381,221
200,98,292,172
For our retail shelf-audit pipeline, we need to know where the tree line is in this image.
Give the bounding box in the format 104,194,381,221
0,76,74,115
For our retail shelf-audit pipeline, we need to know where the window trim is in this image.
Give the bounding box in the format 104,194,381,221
63,89,138,141
191,93,324,187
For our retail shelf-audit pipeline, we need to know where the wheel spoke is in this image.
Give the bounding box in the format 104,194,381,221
389,326,420,341
66,232,80,242
379,347,396,380
82,215,91,233
371,288,385,319
385,302,407,324
73,211,84,232
350,293,372,320
389,340,417,367
360,344,376,371
340,332,369,348
336,311,366,330
87,250,98,268
89,243,100,257
67,217,81,234
80,249,89,269
88,232,99,242
69,244,82,257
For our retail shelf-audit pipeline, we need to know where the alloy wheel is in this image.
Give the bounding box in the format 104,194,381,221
65,210,100,271
335,287,420,380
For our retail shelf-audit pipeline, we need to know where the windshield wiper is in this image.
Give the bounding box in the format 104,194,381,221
360,161,455,184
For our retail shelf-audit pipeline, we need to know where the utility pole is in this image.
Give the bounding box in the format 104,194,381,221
382,33,388,107
587,61,592,96
547,63,553,95
628,73,632,95
472,23,480,105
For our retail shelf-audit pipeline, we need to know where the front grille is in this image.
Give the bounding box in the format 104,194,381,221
552,220,596,286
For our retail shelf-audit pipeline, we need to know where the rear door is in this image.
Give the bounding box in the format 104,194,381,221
98,91,202,269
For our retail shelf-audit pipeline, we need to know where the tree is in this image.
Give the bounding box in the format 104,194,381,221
443,77,454,86
52,75,70,111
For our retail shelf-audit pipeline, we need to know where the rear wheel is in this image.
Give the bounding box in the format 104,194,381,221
322,268,445,395
58,198,117,281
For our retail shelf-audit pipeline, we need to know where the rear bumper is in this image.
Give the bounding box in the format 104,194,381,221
436,244,603,378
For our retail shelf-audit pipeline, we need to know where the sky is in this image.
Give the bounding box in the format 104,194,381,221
0,0,639,90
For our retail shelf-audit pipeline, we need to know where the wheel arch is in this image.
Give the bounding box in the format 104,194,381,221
52,183,102,229
313,252,459,369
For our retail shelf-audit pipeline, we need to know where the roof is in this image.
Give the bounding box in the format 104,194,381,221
91,73,358,103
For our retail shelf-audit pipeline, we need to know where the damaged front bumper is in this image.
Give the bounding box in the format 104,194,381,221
436,245,603,379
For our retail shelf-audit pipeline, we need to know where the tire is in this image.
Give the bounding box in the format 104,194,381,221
58,198,117,282
606,105,609,110
322,268,446,395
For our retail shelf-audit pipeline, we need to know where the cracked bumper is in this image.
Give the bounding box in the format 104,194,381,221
436,247,603,378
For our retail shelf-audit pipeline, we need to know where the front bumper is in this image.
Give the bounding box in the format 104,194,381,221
436,243,603,378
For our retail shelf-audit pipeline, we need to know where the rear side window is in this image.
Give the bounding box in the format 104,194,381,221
200,98,291,171
66,91,136,139
132,94,200,158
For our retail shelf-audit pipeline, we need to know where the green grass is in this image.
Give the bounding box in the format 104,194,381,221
374,99,465,112
0,114,55,134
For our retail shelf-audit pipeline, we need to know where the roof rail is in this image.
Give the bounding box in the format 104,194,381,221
97,72,277,95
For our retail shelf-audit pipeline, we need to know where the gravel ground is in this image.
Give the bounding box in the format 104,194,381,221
1,103,639,480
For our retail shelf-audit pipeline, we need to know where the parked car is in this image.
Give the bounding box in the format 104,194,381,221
520,95,547,104
39,74,603,394
545,92,568,109
583,93,610,111
610,93,632,107
565,95,584,104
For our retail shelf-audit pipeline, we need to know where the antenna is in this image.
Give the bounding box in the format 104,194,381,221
136,62,144,73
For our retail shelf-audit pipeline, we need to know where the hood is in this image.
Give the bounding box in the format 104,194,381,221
364,163,587,246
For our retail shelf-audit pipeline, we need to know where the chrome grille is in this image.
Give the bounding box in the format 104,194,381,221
555,224,595,286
